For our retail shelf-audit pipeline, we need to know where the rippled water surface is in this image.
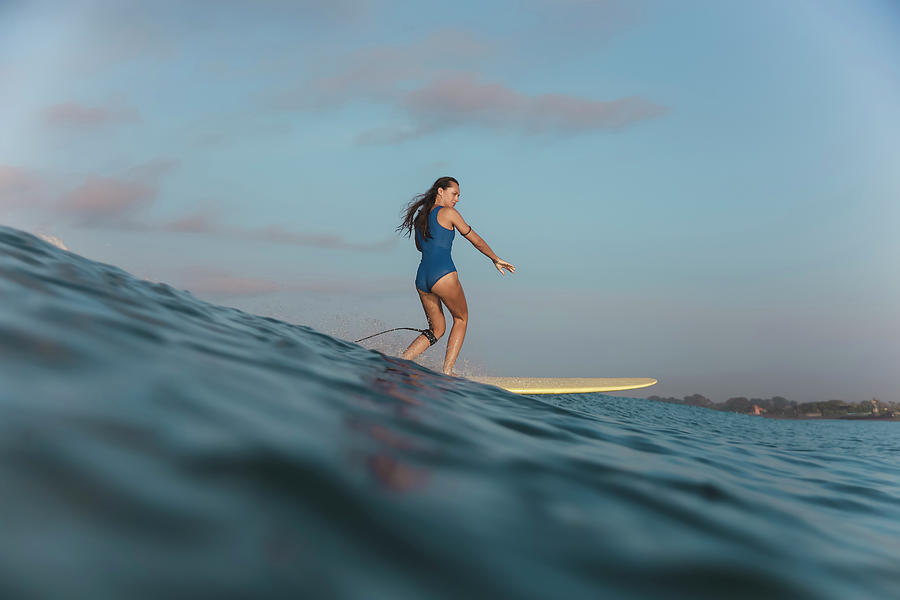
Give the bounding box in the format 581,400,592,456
2,225,899,599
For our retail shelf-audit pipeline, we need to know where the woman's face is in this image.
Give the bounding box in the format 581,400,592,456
439,183,460,207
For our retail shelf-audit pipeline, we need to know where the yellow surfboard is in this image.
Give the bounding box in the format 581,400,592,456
464,376,658,395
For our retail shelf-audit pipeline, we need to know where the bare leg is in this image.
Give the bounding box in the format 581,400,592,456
429,272,468,375
401,288,445,361
400,334,430,361
442,318,467,375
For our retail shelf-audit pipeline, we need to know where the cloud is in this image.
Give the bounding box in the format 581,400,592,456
52,158,176,226
41,101,141,129
52,157,182,226
43,159,394,251
165,210,219,234
57,176,155,225
61,195,395,251
267,26,665,144
355,73,667,143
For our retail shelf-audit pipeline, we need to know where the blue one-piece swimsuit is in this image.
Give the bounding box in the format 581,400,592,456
415,206,456,293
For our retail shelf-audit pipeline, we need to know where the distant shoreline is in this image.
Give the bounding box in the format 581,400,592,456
761,414,900,422
645,394,898,421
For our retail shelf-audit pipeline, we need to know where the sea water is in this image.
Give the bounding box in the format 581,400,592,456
1,224,898,599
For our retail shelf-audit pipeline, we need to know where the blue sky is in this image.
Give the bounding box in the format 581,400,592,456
2,0,898,402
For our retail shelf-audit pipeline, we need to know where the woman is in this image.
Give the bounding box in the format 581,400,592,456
396,176,515,375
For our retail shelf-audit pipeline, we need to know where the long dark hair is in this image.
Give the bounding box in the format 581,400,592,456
396,176,459,251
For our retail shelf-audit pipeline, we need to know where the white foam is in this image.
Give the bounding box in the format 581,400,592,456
36,232,68,251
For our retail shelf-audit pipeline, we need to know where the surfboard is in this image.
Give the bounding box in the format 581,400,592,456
464,376,657,395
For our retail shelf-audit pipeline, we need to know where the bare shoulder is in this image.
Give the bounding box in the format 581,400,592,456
443,207,470,231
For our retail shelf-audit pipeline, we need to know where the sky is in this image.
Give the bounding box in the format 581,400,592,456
1,0,898,403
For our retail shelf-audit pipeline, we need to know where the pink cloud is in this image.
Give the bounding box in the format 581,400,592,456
58,176,155,225
406,75,668,132
55,190,394,251
355,73,667,143
165,211,220,234
43,158,392,251
525,92,667,132
41,102,140,128
267,26,664,143
52,158,177,226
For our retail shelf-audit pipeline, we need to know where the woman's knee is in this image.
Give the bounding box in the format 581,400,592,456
431,322,447,338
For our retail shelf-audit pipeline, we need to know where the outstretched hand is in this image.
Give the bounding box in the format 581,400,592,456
493,258,516,276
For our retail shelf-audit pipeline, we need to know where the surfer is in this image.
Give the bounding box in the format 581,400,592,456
396,177,515,375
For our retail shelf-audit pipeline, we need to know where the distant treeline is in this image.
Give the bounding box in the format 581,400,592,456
645,394,898,419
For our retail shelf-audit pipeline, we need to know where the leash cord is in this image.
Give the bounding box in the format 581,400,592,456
354,327,428,343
